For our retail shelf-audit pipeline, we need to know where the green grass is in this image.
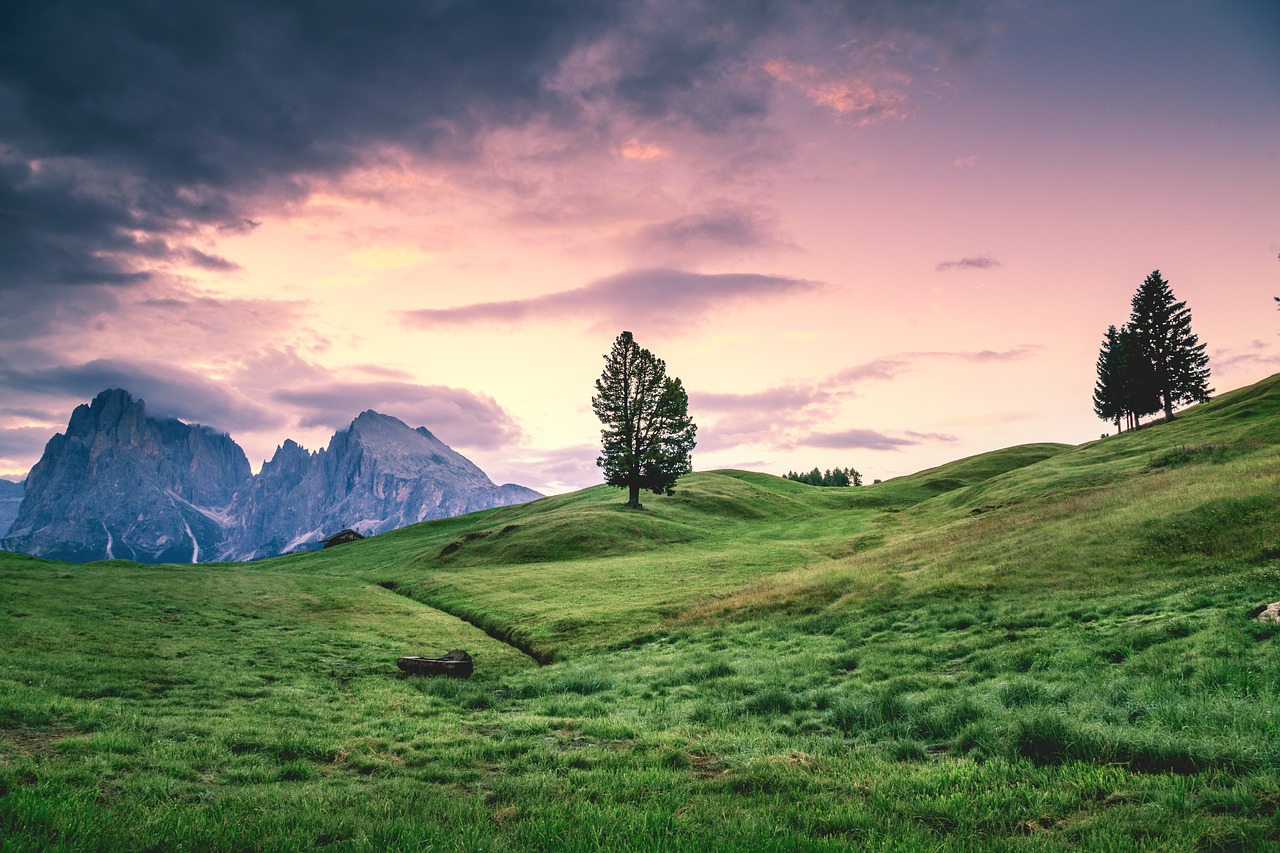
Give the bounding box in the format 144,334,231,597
3,373,1280,850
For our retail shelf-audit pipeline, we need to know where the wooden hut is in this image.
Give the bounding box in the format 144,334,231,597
321,528,365,548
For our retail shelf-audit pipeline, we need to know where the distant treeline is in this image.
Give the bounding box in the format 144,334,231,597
784,467,862,487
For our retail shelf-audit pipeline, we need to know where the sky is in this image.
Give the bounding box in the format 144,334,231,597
1,0,1277,494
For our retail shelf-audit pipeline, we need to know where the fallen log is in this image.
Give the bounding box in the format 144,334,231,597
397,649,473,678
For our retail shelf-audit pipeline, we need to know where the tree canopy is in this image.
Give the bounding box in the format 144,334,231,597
1127,270,1211,420
1092,324,1160,432
784,467,862,487
592,331,697,508
1093,270,1211,431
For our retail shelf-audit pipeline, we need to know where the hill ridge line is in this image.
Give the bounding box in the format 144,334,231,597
375,580,552,666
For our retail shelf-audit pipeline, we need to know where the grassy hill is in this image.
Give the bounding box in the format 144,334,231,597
2,374,1279,850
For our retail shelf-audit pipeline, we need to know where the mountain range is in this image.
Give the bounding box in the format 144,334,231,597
1,389,541,563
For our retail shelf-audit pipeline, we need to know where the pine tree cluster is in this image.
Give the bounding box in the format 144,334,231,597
1093,270,1211,432
784,467,862,487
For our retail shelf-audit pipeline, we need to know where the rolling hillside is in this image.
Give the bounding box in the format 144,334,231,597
2,373,1278,850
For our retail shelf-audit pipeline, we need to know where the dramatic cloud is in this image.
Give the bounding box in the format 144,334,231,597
270,382,522,452
404,269,818,333
0,0,1003,343
936,255,1002,272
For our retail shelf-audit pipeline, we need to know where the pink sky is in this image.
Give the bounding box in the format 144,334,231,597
1,1,1277,493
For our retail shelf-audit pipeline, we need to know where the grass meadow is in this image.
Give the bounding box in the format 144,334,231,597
3,373,1280,850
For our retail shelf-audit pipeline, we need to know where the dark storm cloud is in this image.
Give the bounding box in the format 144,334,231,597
404,269,818,332
936,255,1002,272
0,0,619,325
270,381,523,451
0,358,280,432
0,0,1001,326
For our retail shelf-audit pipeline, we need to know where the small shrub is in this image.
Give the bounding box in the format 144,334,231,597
917,695,984,739
549,673,612,696
743,687,798,716
693,661,737,680
888,739,927,762
1146,443,1230,470
278,760,316,782
830,690,915,735
1007,709,1093,765
828,652,859,673
658,748,691,770
952,720,1002,759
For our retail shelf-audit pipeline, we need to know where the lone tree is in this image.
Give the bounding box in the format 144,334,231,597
592,331,697,508
1127,270,1212,420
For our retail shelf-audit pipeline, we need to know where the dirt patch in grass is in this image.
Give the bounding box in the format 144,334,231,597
1,723,79,760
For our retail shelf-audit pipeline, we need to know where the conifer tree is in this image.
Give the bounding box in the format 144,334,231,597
1116,325,1162,430
1127,270,1212,420
1093,324,1161,432
592,331,697,508
1092,325,1124,432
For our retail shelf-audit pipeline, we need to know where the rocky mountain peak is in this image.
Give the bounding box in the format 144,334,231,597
66,388,145,438
4,390,252,563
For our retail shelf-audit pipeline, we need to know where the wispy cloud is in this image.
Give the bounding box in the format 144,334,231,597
403,269,818,333
626,205,789,263
693,345,1039,454
827,346,1040,388
763,57,910,126
270,382,522,452
936,255,1002,272
693,385,834,414
480,444,601,495
792,428,957,451
1210,340,1280,373
0,426,54,477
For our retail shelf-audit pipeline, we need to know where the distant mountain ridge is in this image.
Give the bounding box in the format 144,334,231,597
0,478,26,538
222,410,541,560
1,390,541,563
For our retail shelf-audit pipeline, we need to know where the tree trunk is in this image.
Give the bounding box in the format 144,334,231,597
628,482,641,508
1163,396,1175,420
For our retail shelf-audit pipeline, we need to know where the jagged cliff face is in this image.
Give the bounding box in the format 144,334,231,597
3,389,251,563
0,479,24,537
3,392,542,564
220,411,541,560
